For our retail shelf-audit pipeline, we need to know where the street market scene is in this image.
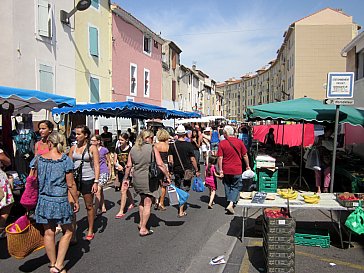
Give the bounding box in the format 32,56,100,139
0,1,364,273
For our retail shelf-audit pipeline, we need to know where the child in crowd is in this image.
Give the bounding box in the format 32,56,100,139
205,155,219,209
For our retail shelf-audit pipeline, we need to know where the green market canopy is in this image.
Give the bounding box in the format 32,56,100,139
246,98,364,126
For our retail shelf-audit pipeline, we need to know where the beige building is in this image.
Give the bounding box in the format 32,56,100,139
218,8,361,119
161,40,182,111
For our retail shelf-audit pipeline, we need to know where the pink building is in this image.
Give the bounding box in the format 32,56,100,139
111,5,164,105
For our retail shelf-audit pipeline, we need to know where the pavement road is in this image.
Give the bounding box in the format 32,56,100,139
1,176,364,273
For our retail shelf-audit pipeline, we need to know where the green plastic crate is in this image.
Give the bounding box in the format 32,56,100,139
294,228,330,248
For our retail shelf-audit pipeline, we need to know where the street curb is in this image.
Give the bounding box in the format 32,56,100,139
185,221,238,273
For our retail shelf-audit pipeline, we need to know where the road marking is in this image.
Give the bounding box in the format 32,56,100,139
296,250,364,271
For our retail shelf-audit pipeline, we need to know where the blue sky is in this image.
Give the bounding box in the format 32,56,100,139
114,0,364,82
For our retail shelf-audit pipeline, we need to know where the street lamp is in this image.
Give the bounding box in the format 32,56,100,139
60,0,91,24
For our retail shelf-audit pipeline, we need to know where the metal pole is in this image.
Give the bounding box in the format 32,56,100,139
299,121,305,187
330,105,340,193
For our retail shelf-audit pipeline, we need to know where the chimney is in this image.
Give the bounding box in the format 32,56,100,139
192,64,196,70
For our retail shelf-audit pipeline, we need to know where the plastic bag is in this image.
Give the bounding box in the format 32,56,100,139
242,169,255,179
169,184,189,206
345,201,364,235
192,177,205,192
305,147,321,171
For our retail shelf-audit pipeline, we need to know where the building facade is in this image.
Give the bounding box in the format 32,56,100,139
217,8,361,120
0,0,77,99
111,4,164,105
74,0,111,104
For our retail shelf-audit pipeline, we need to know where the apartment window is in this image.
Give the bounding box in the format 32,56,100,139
130,63,137,95
91,0,99,9
143,35,152,55
144,69,150,97
89,26,99,57
38,0,52,38
90,76,100,103
39,64,53,93
358,50,364,80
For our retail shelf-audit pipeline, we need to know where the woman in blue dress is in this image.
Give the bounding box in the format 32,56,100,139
31,132,79,273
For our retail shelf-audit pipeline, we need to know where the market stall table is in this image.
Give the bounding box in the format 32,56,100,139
237,193,350,248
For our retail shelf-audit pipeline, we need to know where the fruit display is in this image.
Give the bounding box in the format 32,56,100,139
337,192,361,201
264,208,290,219
301,193,320,204
277,188,298,200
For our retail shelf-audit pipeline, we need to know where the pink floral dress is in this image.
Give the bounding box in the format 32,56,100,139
0,169,14,209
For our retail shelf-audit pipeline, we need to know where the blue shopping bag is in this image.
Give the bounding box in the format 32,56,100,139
192,177,205,192
170,184,190,206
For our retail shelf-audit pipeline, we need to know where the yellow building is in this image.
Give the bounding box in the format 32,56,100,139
74,0,111,103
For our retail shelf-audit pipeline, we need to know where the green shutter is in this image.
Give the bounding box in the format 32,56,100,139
39,64,53,93
89,27,99,57
91,0,99,9
90,77,100,102
38,0,48,36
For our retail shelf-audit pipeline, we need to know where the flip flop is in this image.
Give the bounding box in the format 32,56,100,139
85,233,95,241
139,230,153,237
115,213,125,219
177,212,187,218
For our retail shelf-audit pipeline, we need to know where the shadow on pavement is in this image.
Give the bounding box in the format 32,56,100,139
125,211,185,230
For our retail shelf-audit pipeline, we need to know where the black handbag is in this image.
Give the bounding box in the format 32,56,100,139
149,146,162,191
73,145,89,189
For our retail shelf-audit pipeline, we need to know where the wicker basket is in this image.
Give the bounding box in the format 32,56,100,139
6,221,44,259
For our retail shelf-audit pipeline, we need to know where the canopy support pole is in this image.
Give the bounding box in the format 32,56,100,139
330,105,340,193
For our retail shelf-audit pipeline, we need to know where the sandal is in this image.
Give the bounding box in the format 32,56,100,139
85,233,95,241
158,205,167,211
128,204,135,211
139,229,153,237
177,212,187,218
50,265,66,273
115,213,125,219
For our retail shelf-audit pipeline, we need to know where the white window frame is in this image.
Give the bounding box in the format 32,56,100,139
144,68,150,97
130,63,138,96
143,34,152,56
36,0,53,40
88,23,100,58
89,75,100,103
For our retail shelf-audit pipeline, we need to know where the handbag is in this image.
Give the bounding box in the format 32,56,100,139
192,177,205,192
73,145,89,189
305,147,321,171
149,145,162,192
20,156,39,210
6,215,44,259
173,142,194,181
345,200,364,235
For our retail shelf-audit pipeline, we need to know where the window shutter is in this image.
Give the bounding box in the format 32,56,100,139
91,0,99,9
39,64,53,93
38,0,49,36
90,77,100,102
89,27,99,57
172,80,176,101
172,52,177,70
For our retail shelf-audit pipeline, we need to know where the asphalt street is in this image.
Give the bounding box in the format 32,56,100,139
1,175,364,273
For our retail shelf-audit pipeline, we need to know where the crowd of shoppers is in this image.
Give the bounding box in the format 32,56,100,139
2,119,254,272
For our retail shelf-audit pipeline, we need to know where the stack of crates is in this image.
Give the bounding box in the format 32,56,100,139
263,208,296,273
258,168,278,193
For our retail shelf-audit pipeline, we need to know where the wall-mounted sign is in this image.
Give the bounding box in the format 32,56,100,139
326,72,354,99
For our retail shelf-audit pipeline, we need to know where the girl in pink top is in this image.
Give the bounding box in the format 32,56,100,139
205,156,219,209
35,120,54,155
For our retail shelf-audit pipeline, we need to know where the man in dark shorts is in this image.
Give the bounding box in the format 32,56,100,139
168,125,200,217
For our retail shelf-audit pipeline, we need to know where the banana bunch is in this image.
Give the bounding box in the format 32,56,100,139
302,193,320,204
277,188,298,200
